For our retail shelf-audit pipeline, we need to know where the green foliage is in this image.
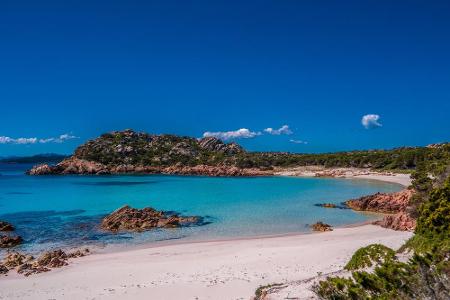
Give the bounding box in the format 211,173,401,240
316,152,450,300
345,244,396,271
72,129,450,172
415,177,450,236
315,276,369,300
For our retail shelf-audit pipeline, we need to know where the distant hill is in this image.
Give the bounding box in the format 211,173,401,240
26,129,449,176
0,153,68,164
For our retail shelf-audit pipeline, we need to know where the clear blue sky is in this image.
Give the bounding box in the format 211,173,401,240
1,0,449,156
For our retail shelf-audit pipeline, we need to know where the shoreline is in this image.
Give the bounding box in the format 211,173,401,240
0,225,412,299
0,169,413,299
96,218,379,255
274,166,412,187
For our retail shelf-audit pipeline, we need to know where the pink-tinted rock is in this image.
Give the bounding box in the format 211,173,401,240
101,205,202,232
345,189,413,214
374,211,416,231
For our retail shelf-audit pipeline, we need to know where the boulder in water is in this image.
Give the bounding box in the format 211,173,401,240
311,222,333,232
101,205,203,232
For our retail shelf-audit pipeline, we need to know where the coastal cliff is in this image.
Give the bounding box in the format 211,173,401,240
346,189,416,231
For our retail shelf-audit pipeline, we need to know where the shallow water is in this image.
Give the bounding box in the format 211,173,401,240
0,163,402,254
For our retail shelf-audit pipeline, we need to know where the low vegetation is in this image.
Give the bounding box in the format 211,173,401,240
344,244,396,271
314,149,450,299
66,129,449,173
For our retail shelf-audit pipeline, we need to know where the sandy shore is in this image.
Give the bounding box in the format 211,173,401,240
274,166,412,187
0,225,412,300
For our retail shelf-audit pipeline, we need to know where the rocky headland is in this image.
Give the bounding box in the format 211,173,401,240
345,189,416,231
27,130,272,176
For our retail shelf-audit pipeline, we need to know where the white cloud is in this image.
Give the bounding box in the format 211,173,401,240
203,128,261,140
290,139,308,144
264,125,293,135
361,114,382,129
0,133,78,145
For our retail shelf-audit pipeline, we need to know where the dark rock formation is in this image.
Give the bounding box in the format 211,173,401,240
311,222,333,232
0,221,14,231
0,235,23,248
2,252,33,269
198,137,244,155
101,205,203,232
0,264,8,275
314,203,349,209
1,248,90,276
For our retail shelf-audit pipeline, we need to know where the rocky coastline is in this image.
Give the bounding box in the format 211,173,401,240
27,157,272,176
345,189,416,231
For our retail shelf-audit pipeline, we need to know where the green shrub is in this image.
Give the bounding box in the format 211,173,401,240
345,244,396,271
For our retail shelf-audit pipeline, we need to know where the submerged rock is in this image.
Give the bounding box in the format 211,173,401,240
0,235,23,248
101,205,203,232
311,222,333,232
315,203,337,208
0,221,14,231
314,203,349,209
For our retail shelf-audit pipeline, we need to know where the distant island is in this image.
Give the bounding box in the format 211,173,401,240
0,153,68,164
27,129,449,176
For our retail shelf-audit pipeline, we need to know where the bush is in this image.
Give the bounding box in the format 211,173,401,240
344,244,395,271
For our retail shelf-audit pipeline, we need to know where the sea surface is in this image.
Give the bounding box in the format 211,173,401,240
0,163,402,254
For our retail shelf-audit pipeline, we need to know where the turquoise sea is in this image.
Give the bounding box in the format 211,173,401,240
0,163,402,254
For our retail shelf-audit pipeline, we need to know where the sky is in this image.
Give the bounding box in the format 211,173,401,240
1,0,449,156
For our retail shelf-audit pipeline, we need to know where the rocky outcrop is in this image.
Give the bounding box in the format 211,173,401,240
198,137,243,155
28,159,271,177
26,130,271,177
2,252,33,269
374,211,416,231
101,205,203,232
27,158,110,175
314,203,349,209
345,189,413,214
1,248,89,276
345,189,416,231
0,264,8,275
0,235,23,248
0,221,14,231
311,222,333,232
